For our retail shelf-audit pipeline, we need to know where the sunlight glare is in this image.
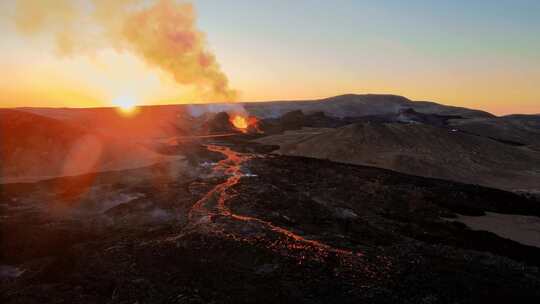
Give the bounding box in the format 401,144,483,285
113,96,138,115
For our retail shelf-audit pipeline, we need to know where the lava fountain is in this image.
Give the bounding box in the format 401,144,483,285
231,115,248,130
229,114,260,133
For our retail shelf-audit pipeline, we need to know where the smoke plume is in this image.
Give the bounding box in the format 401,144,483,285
13,0,237,101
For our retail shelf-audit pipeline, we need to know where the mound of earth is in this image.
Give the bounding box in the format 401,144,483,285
0,109,171,183
200,111,238,134
259,110,349,134
255,122,540,192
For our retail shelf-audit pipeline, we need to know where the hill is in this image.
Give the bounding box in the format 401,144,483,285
0,109,169,183
244,94,495,119
255,122,540,192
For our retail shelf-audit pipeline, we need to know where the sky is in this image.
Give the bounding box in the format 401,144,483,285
0,0,539,115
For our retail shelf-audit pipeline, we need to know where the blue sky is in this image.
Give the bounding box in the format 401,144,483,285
191,0,540,113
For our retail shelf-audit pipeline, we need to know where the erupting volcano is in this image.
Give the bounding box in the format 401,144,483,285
231,115,249,130
2,0,540,302
229,114,260,133
3,95,540,304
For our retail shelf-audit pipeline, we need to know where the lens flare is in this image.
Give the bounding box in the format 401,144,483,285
113,96,138,115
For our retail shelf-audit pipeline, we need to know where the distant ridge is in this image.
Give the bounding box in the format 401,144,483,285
244,94,495,119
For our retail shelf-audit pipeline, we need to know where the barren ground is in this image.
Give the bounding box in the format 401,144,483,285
2,136,540,303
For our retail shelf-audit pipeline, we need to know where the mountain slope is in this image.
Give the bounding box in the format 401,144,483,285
255,122,540,192
244,94,495,119
0,109,168,183
20,105,194,140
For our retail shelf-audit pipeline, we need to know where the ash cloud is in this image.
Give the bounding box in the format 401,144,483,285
13,0,237,102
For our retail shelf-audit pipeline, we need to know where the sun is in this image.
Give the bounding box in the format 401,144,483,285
112,96,138,115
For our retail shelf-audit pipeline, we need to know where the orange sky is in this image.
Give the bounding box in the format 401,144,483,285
1,0,539,115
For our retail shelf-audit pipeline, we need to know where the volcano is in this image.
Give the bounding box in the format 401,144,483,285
2,95,540,303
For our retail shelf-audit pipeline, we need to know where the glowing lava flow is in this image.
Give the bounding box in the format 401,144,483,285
188,144,360,258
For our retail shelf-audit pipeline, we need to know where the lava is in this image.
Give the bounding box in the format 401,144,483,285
188,144,361,260
229,114,260,133
231,115,249,130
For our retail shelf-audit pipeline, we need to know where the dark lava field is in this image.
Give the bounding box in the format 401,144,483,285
2,135,540,304
2,95,540,303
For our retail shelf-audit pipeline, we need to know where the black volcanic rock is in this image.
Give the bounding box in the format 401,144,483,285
2,141,540,303
260,110,349,134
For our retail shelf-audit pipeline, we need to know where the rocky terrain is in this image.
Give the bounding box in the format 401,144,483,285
449,114,540,150
255,121,540,192
2,94,540,302
244,95,540,193
2,136,540,303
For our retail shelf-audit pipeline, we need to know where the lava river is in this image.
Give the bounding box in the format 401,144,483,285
187,144,368,266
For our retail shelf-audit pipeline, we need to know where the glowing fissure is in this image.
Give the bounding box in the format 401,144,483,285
188,144,361,258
